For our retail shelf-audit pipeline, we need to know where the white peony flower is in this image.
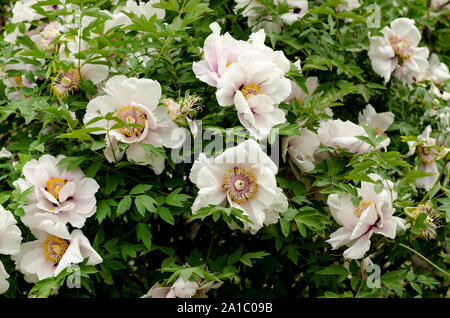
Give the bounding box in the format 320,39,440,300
317,119,373,154
216,55,290,139
0,147,12,158
189,139,288,233
326,174,408,259
280,0,308,25
2,60,38,101
104,0,165,31
284,77,333,120
83,75,186,174
0,261,9,294
336,0,360,12
12,220,102,283
247,28,291,73
13,154,100,228
285,76,318,104
368,18,429,84
234,0,308,32
193,23,290,89
50,39,109,99
0,205,22,256
30,21,64,53
358,104,394,149
282,127,320,173
192,22,252,87
11,0,44,23
426,54,450,86
407,126,440,190
142,276,222,298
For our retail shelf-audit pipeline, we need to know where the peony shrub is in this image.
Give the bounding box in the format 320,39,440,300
0,0,449,298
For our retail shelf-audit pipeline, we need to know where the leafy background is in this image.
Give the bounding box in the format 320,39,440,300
0,0,449,298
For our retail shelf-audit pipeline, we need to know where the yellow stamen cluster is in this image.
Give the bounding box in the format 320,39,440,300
389,36,411,62
114,105,147,137
222,167,258,204
14,75,24,87
45,177,66,201
405,202,439,240
416,144,438,164
294,97,304,106
50,68,81,99
353,200,372,218
240,83,262,100
43,235,69,265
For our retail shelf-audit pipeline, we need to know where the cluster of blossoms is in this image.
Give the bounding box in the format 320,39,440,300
369,17,450,101
326,173,408,259
282,104,394,178
11,155,102,283
193,22,292,140
233,0,361,32
0,0,448,298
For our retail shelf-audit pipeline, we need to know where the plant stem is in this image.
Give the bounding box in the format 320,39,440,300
398,243,449,277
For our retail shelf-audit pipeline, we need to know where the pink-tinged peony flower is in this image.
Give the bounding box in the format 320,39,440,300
13,154,100,228
12,216,102,283
193,23,290,89
317,119,373,154
192,22,252,87
50,67,82,100
83,75,186,174
368,18,429,84
407,126,440,190
247,29,291,73
282,127,320,173
142,276,222,298
358,104,394,149
189,139,288,233
216,55,290,139
326,174,408,259
0,261,9,294
0,205,22,256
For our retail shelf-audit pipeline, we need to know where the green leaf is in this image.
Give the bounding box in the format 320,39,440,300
411,213,428,235
116,196,132,216
280,218,290,237
157,206,174,225
96,201,111,224
227,245,244,265
317,265,349,282
136,223,152,249
130,184,152,195
239,251,270,267
402,169,433,185
135,194,157,216
165,188,190,207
